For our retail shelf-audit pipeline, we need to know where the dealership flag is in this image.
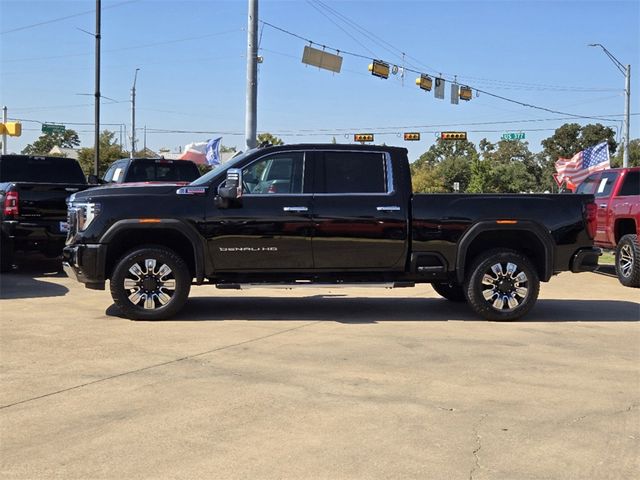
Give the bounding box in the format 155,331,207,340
554,141,610,186
205,137,222,166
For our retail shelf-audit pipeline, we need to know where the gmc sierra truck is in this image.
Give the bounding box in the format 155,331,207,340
63,144,600,321
1,155,91,271
576,166,639,287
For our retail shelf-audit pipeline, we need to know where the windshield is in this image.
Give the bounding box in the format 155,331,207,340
189,150,253,186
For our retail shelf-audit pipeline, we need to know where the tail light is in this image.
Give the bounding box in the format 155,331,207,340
585,201,597,239
3,190,19,217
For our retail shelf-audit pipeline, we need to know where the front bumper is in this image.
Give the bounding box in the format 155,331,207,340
570,247,601,273
62,244,107,290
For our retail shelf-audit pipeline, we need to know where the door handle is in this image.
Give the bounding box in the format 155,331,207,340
598,204,607,209
283,206,308,212
376,206,401,211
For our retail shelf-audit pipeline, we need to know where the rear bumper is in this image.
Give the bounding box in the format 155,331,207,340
62,244,107,290
570,247,601,273
2,220,67,254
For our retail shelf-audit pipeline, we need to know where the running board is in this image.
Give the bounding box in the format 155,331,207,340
215,282,415,290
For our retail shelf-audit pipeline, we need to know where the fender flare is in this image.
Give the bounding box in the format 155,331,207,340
100,219,206,282
455,220,555,284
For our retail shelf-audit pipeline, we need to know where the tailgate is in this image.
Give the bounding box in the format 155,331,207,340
16,183,85,220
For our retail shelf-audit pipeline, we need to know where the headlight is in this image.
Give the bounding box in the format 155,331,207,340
72,202,101,232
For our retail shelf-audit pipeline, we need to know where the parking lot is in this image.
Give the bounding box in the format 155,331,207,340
1,257,638,480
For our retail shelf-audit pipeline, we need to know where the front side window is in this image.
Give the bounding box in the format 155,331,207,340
318,152,387,194
242,152,305,194
594,171,619,198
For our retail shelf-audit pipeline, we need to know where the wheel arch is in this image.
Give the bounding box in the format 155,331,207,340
101,219,205,282
614,218,638,244
456,221,554,284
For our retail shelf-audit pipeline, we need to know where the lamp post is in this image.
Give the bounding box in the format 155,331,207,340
130,68,140,158
589,43,631,168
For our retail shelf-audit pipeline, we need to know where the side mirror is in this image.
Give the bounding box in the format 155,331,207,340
87,174,100,184
217,168,242,200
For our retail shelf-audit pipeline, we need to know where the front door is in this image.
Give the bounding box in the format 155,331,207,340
205,151,314,271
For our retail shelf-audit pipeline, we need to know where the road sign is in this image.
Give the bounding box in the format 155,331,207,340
42,124,65,134
501,132,525,140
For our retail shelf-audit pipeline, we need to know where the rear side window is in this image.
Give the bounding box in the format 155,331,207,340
0,156,85,183
618,171,639,196
318,152,387,194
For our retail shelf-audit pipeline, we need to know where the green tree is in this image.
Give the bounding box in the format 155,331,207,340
476,139,539,192
22,129,80,155
612,139,640,167
77,130,126,176
412,138,477,192
257,132,284,146
410,164,444,192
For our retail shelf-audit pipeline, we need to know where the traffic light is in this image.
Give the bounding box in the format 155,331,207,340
0,122,21,137
403,132,420,141
354,133,374,142
415,74,433,91
459,86,473,101
440,131,467,141
368,60,390,79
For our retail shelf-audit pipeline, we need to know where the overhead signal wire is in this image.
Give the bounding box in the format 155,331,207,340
259,21,620,123
0,0,139,35
305,1,619,93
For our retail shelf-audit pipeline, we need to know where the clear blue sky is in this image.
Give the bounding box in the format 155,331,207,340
1,0,638,161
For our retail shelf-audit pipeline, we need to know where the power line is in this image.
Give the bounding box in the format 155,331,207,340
0,0,139,35
260,21,620,124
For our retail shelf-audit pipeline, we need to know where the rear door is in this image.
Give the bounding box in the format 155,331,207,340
311,150,408,270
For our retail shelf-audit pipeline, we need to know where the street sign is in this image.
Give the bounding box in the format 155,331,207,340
501,132,525,140
42,124,65,134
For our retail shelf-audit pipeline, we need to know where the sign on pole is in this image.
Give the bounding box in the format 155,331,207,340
42,124,66,134
501,132,525,140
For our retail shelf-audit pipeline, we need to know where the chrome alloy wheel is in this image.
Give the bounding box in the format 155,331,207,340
123,258,176,310
481,262,529,311
618,243,634,278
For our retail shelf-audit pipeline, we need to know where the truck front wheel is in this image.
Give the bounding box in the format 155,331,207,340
616,234,640,288
110,246,191,320
464,249,539,321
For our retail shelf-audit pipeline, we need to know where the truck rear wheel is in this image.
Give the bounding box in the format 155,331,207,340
616,234,640,288
464,249,539,321
110,246,191,320
431,282,466,302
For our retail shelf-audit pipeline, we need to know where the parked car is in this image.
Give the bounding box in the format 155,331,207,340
63,144,600,321
95,158,201,185
0,154,92,271
575,167,639,287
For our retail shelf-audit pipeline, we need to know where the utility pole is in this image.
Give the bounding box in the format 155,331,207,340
623,64,631,168
245,0,258,150
2,106,7,155
589,44,631,168
130,68,140,158
94,0,101,176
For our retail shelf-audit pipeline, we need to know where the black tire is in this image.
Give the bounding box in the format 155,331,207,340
0,238,15,273
464,249,540,321
616,234,640,288
110,246,191,320
432,282,466,302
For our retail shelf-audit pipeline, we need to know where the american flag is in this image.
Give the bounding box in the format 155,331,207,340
555,142,611,186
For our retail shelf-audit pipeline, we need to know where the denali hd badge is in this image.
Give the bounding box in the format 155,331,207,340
219,247,278,252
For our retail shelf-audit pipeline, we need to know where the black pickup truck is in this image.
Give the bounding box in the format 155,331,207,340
63,144,600,321
1,155,90,271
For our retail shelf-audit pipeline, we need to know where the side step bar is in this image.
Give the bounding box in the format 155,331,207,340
215,282,416,290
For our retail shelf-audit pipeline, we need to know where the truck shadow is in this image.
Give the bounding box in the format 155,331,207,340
106,297,639,323
0,255,68,300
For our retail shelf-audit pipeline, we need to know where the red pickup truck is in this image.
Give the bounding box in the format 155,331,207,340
576,167,640,287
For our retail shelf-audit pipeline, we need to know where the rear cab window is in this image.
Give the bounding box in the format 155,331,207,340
316,151,389,194
0,156,86,184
